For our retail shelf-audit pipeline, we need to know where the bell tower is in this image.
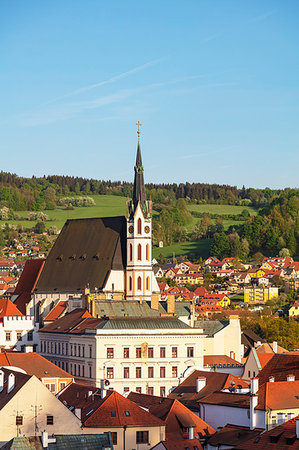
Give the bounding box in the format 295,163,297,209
126,122,154,301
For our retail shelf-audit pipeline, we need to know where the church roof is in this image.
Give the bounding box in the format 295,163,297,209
34,216,126,293
133,141,146,209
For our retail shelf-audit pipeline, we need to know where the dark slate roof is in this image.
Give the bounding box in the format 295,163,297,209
0,368,32,411
97,317,191,330
1,434,113,449
92,300,191,318
193,320,229,336
35,217,126,293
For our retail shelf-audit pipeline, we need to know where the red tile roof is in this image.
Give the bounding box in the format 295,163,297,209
193,287,208,297
207,424,263,447
256,380,299,410
0,351,72,380
40,309,94,334
44,301,68,322
13,259,44,313
127,392,214,440
155,439,203,450
58,383,164,427
0,299,23,320
234,415,299,449
199,391,250,409
258,353,299,385
257,353,274,369
204,355,242,367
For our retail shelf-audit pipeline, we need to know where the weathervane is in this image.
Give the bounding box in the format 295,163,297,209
136,121,142,143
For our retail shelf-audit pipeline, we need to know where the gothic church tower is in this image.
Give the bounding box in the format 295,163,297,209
126,124,159,301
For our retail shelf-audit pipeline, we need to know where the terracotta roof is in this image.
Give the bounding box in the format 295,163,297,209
199,391,250,408
256,380,299,410
40,309,93,334
257,353,274,368
258,353,299,385
0,299,23,320
256,342,288,354
234,415,299,449
207,424,263,447
193,287,208,297
0,351,72,380
58,382,164,427
154,439,203,450
168,370,248,409
204,355,243,367
44,301,68,322
127,392,214,440
13,259,44,313
35,217,126,293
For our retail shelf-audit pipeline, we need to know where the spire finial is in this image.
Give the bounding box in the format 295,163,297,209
136,121,142,143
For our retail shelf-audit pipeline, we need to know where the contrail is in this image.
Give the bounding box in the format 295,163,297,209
45,57,165,105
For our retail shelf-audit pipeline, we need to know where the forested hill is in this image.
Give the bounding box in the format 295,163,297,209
0,171,298,211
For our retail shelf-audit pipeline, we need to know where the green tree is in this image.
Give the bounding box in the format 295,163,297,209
210,232,230,260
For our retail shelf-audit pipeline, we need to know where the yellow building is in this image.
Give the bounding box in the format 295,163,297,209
288,301,299,317
244,286,279,303
248,269,266,279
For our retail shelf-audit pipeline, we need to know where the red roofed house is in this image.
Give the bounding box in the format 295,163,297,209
0,298,38,351
11,259,44,315
242,343,288,381
0,351,73,394
128,391,214,443
44,301,69,324
201,293,231,308
58,382,166,449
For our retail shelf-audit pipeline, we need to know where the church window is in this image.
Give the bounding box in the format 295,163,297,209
146,244,149,261
137,276,142,290
137,218,142,235
146,276,150,291
137,244,142,261
129,244,133,261
129,276,132,291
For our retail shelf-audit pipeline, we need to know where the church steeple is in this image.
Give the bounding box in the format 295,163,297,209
133,140,146,209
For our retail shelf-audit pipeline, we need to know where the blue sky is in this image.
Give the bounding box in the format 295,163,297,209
1,0,298,188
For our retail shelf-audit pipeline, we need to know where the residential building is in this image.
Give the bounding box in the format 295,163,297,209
243,286,279,304
57,382,166,450
289,301,299,317
0,351,73,394
206,424,263,450
0,368,82,442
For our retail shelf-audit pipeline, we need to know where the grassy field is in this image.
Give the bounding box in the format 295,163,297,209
152,239,211,260
187,204,257,215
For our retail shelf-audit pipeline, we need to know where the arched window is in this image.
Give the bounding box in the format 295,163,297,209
129,276,132,291
137,218,142,235
146,244,150,261
129,244,132,261
137,244,142,261
137,276,142,290
146,276,150,291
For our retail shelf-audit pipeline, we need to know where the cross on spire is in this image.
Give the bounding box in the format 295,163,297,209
136,121,142,142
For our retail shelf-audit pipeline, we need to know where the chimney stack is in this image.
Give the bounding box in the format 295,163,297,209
196,377,206,393
7,373,15,393
189,425,194,440
100,379,107,398
250,378,259,395
269,376,275,382
151,294,159,311
167,294,175,315
41,430,48,448
272,341,277,353
0,370,4,393
287,374,295,381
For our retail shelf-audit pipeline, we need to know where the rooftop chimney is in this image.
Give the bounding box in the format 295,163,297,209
196,377,206,393
250,394,258,430
151,294,159,311
7,373,15,394
41,430,48,448
250,378,259,395
167,294,175,315
287,374,295,381
100,379,107,398
272,341,277,353
189,425,194,440
230,351,235,360
0,370,4,393
269,376,275,382
75,408,81,420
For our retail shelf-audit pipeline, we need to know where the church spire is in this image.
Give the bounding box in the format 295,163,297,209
133,122,146,209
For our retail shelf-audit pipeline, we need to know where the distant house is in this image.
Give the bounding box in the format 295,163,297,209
289,301,299,317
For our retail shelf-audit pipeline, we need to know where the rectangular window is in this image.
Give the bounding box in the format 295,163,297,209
70,344,73,356
5,331,11,341
111,432,117,445
89,346,92,358
160,347,166,358
66,343,68,355
74,344,77,356
27,330,33,341
107,367,114,379
148,367,154,378
160,367,166,378
160,386,166,397
107,348,114,358
124,347,130,358
47,415,54,425
172,366,178,378
148,387,154,395
82,365,85,377
59,382,66,391
136,431,149,444
82,345,85,358
172,347,178,358
78,345,81,357
187,347,194,358
123,387,129,393
136,387,142,393
136,367,142,378
16,416,23,425
16,331,22,341
148,347,154,358
89,366,92,378
136,347,142,358
124,367,130,379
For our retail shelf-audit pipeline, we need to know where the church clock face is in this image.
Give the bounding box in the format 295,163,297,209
129,225,134,234
144,225,150,234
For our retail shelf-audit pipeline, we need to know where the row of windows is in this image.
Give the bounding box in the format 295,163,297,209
5,330,33,342
107,346,193,359
16,415,54,426
51,359,92,379
122,366,178,379
128,275,150,291
128,243,150,262
123,386,167,397
40,341,92,359
103,430,148,445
